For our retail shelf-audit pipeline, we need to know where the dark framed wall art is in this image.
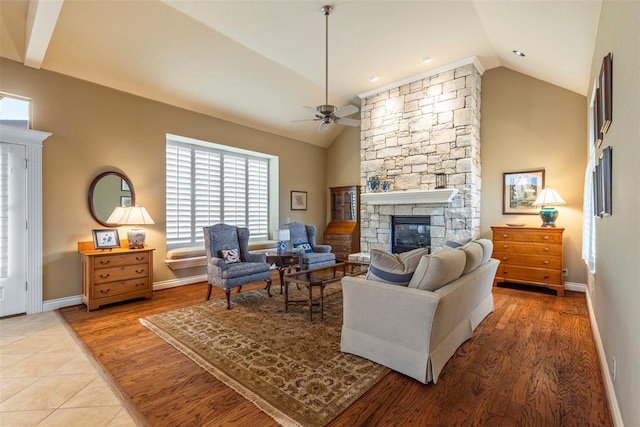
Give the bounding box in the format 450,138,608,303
503,170,545,215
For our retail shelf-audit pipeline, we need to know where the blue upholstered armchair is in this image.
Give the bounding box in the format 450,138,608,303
203,224,272,309
283,222,336,270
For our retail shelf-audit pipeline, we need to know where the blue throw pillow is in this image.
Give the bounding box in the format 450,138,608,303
293,242,313,253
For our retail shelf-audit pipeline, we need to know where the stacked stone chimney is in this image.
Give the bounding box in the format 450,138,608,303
358,59,483,252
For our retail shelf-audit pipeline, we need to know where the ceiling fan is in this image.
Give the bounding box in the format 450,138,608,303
296,5,361,132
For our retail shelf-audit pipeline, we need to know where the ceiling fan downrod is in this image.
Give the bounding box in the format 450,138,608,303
321,5,332,108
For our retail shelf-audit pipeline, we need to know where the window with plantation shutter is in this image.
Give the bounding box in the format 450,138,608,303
166,135,272,251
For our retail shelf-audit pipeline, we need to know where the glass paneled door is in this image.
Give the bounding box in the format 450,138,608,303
0,142,26,316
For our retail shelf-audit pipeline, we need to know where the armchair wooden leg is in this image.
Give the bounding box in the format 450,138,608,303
265,278,272,297
206,284,213,300
237,286,242,294
224,290,231,309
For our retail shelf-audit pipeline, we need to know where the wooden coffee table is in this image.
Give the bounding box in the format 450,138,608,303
283,262,368,321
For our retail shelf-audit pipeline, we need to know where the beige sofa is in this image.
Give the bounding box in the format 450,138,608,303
340,241,499,384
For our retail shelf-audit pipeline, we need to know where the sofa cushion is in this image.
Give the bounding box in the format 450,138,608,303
408,249,466,291
475,238,493,265
366,247,429,286
460,241,483,274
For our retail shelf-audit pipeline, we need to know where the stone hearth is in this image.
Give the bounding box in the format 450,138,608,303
358,58,483,252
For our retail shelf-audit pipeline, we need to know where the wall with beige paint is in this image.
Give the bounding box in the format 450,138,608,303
588,2,640,424
0,57,327,300
325,126,361,222
480,67,587,285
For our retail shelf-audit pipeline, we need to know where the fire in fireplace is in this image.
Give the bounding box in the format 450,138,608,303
391,216,431,253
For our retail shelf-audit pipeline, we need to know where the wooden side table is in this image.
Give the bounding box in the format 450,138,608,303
78,240,154,310
266,252,302,293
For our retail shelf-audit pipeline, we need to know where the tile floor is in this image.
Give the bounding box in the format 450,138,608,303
0,310,137,426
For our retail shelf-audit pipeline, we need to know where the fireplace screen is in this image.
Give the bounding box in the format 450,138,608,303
391,216,431,253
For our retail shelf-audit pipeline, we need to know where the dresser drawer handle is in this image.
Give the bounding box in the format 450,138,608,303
136,256,145,261
503,244,508,249
502,256,508,260
99,273,111,279
543,247,550,252
135,282,145,287
503,270,508,274
543,260,549,265
544,274,550,279
502,234,508,238
543,236,549,240
99,289,111,294
135,269,145,274
99,260,111,265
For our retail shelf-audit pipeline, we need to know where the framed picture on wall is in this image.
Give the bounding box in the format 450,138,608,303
601,146,613,216
593,88,603,148
503,170,545,215
291,191,307,211
599,53,613,134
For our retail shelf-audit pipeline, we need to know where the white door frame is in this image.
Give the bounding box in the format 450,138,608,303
0,125,51,314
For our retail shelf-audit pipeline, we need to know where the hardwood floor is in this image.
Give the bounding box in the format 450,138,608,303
59,275,612,427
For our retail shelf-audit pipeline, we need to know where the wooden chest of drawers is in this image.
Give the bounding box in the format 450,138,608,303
78,240,154,310
324,228,356,261
491,226,564,296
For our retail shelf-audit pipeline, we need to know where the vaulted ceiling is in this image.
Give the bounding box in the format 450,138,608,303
0,0,602,147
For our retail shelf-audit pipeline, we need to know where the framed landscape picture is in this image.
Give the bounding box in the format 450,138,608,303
503,170,545,215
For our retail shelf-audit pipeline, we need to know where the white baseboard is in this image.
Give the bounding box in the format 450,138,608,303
42,295,82,312
40,276,206,312
585,288,624,426
153,275,207,290
564,281,587,292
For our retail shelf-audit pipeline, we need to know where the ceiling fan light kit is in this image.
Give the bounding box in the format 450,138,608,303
296,4,361,132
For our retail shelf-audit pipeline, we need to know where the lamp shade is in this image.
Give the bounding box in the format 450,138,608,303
106,206,126,224
532,188,566,207
118,206,155,225
273,229,290,241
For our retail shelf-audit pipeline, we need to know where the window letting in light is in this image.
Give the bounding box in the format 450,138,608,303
165,134,278,251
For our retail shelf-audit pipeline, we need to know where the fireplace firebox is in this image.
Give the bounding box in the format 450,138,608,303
391,216,431,253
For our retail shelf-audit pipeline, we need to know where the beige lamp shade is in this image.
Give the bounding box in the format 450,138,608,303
532,188,566,206
114,206,155,249
105,206,126,224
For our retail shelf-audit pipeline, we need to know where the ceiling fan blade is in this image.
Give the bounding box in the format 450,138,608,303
291,118,320,123
334,117,361,127
303,105,324,119
334,104,359,118
318,121,332,132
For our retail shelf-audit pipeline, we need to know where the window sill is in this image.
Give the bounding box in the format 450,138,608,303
165,240,277,270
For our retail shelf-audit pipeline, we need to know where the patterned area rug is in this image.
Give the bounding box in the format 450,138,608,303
139,285,389,427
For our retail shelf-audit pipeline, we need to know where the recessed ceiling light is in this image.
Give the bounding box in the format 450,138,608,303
369,76,378,82
513,50,526,57
421,56,432,64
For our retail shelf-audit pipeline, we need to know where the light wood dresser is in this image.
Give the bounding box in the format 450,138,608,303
491,226,564,296
78,240,154,310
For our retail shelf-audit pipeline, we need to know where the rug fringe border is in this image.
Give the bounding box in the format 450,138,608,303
139,317,304,427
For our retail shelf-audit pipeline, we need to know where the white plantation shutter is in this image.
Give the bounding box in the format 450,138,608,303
166,139,269,250
0,144,8,278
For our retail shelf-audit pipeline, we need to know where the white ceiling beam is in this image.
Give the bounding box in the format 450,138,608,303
24,0,64,69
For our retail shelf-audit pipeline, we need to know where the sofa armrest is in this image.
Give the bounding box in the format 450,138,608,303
341,276,440,353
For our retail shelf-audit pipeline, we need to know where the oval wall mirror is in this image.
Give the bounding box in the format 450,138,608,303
88,171,135,227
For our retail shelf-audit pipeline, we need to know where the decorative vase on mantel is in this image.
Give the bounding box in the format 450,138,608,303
367,176,380,192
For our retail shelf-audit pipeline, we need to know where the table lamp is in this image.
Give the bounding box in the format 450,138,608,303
274,229,290,253
532,188,566,227
106,206,126,225
117,206,155,248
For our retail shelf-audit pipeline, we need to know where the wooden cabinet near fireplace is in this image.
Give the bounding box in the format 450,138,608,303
324,186,360,261
491,226,564,296
78,240,154,310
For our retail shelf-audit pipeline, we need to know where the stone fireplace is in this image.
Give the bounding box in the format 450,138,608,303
358,58,483,253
